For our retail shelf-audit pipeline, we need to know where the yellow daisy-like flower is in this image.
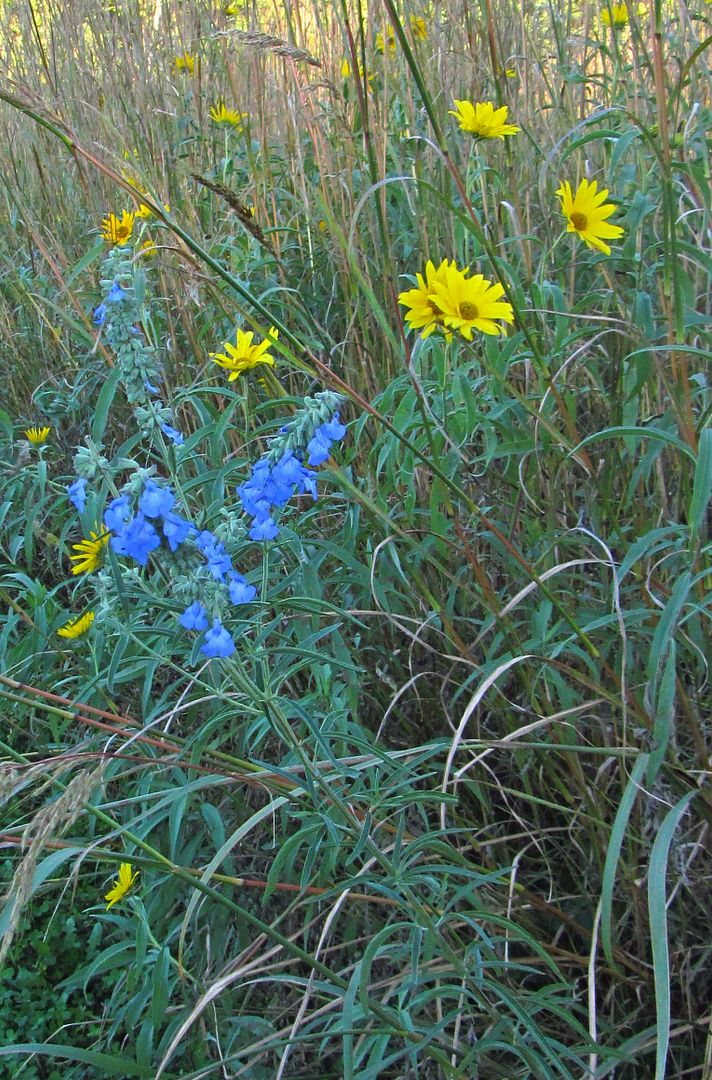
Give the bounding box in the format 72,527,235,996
450,100,520,140
398,258,457,339
210,327,279,381
57,611,95,639
174,51,195,74
138,239,157,257
25,426,51,446
556,179,624,255
410,15,427,40
209,102,249,131
376,27,396,54
100,210,135,245
430,265,515,339
105,862,139,910
69,530,110,576
601,3,629,25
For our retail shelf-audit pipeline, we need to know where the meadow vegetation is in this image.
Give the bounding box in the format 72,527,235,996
0,0,710,1076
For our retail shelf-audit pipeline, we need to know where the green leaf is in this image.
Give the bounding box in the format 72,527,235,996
600,753,649,969
648,791,697,1080
646,644,676,785
689,427,712,539
92,367,122,442
0,1043,155,1077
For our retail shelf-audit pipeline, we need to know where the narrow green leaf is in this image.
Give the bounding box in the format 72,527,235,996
0,1043,154,1077
649,792,697,1080
689,427,712,538
600,753,649,969
646,644,676,785
92,367,122,442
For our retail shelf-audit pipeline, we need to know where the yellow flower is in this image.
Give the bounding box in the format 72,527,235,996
138,239,157,257
505,68,516,78
601,3,629,25
450,100,520,139
225,1,240,12
25,426,51,446
430,264,515,339
100,210,135,244
105,863,139,910
209,102,249,130
69,530,110,576
556,178,624,255
174,51,195,74
210,327,279,381
410,15,427,40
398,258,456,339
57,611,95,639
376,27,396,54
340,57,373,87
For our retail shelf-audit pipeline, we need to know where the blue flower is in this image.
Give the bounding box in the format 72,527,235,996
306,429,333,466
67,477,87,513
163,512,193,552
228,572,257,605
249,515,279,541
93,304,107,327
106,281,125,304
179,600,209,631
204,541,232,581
201,619,236,658
104,494,132,533
145,380,160,395
195,529,219,553
320,413,347,441
111,513,161,566
161,423,184,445
139,480,176,519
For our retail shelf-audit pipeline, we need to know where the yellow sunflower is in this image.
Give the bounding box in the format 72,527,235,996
398,258,456,339
209,102,249,130
556,179,624,255
69,530,110,576
173,52,195,74
450,100,520,140
410,15,427,40
210,327,279,380
100,210,135,245
25,426,51,446
105,863,139,910
57,611,95,639
376,27,396,54
430,265,515,339
601,3,629,25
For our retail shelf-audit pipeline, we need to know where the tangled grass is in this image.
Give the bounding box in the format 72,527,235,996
0,0,710,1076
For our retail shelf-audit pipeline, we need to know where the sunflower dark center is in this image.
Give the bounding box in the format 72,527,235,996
459,300,479,320
570,211,588,231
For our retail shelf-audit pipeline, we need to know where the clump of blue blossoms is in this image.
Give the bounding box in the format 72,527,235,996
100,476,253,659
238,390,346,540
66,239,347,664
